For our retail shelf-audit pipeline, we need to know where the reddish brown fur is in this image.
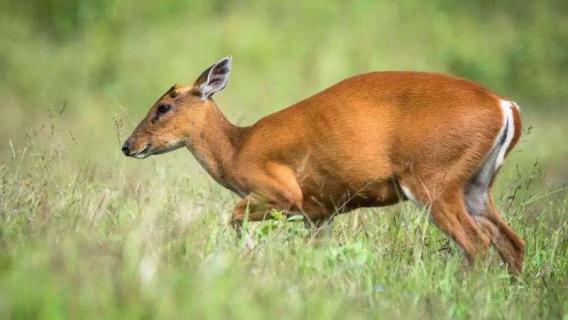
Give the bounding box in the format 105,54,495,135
125,62,525,273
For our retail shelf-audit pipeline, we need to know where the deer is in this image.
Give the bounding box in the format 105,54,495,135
122,56,525,274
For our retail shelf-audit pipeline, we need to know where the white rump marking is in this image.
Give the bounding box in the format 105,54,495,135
464,99,518,216
495,100,516,170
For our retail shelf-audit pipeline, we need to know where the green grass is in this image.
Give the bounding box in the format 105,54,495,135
0,1,567,319
0,114,567,319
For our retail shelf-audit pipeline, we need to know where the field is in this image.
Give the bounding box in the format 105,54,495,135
0,1,567,319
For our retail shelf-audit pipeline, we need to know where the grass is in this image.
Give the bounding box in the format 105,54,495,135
0,112,566,319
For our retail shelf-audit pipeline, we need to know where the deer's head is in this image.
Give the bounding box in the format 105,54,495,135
122,56,232,159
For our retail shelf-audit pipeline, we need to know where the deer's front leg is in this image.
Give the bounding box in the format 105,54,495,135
230,193,297,236
230,165,305,235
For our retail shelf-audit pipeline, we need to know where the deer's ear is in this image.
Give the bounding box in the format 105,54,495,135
193,56,232,99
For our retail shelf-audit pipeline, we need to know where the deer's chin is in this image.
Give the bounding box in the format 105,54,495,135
133,152,151,159
130,140,185,159
146,140,186,157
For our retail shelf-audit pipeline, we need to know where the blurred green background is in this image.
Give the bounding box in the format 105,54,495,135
1,0,567,219
1,1,567,162
0,1,567,319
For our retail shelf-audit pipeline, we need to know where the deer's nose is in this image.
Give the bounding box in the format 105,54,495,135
121,141,130,155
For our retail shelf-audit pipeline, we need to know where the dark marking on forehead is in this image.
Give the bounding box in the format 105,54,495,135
156,84,181,103
168,85,180,98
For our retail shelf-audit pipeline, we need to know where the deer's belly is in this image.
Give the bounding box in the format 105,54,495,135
300,176,401,217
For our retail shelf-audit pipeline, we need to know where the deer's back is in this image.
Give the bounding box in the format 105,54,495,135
234,72,506,203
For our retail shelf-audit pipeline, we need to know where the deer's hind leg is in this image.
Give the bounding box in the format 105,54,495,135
400,181,491,266
463,100,525,274
468,196,525,274
464,162,525,274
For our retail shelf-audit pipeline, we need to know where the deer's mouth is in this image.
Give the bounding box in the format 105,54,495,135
132,144,152,159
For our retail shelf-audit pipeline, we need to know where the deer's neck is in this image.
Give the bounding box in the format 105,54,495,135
186,106,247,193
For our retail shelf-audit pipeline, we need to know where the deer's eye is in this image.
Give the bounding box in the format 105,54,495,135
157,104,171,114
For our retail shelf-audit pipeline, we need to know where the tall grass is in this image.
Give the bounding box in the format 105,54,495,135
0,120,566,319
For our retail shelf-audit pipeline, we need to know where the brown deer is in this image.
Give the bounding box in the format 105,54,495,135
122,56,525,273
